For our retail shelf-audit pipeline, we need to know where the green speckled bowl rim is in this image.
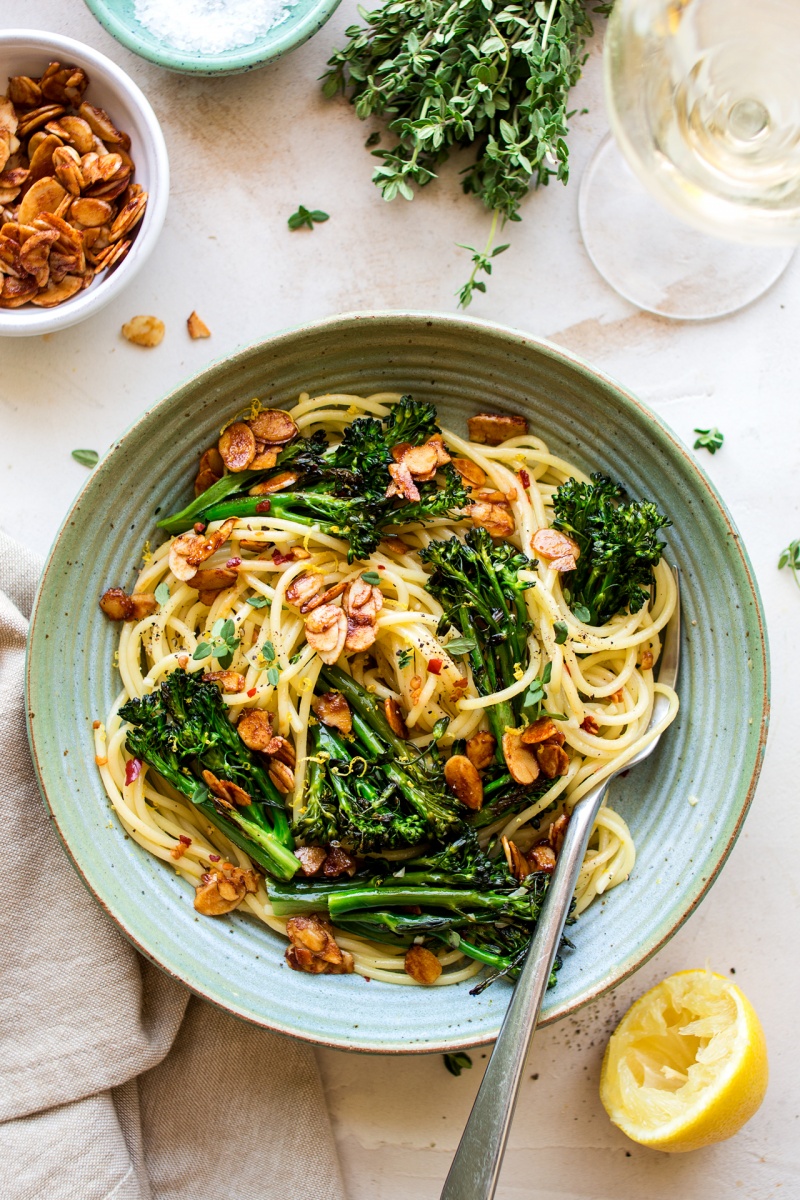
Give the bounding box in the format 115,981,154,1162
25,311,769,1053
83,0,342,75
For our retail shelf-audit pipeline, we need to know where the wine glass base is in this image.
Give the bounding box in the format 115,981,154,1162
578,135,795,321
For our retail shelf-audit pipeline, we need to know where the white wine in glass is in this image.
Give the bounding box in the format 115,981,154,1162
579,0,799,319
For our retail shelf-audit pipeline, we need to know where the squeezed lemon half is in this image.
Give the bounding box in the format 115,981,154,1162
600,969,768,1152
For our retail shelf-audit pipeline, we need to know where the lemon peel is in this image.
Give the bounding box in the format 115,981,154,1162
600,969,768,1153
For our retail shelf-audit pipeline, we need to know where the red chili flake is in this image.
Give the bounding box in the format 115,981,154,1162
208,853,220,862
378,564,385,570
226,556,242,568
247,687,257,698
92,720,101,730
272,549,292,566
124,758,142,786
519,469,531,488
178,834,192,846
194,522,206,533
427,658,443,675
256,499,271,513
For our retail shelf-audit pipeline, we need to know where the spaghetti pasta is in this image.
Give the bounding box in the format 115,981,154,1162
96,390,679,987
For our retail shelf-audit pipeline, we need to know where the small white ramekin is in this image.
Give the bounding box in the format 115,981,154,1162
0,30,169,337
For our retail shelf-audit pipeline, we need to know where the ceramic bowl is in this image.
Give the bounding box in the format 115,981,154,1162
26,312,769,1052
83,0,342,76
0,30,168,338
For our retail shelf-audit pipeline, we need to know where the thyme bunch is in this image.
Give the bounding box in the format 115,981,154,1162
323,0,605,303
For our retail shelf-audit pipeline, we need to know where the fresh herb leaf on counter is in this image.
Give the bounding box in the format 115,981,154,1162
444,1051,473,1076
323,0,605,304
778,539,800,589
72,448,99,467
288,205,330,231
693,427,724,454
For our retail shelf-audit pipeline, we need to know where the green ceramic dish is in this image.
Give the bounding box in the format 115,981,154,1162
83,0,342,75
26,312,769,1053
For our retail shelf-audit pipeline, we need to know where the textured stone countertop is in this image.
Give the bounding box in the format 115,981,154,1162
3,2,799,1197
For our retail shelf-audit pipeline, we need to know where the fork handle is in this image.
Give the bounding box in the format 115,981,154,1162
440,781,608,1200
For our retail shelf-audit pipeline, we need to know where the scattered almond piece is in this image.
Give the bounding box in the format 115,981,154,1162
122,314,164,347
187,310,210,339
404,944,442,985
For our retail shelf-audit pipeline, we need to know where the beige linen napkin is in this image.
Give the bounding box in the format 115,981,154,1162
0,532,345,1200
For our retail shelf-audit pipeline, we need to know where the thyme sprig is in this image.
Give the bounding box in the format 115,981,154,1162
323,0,603,303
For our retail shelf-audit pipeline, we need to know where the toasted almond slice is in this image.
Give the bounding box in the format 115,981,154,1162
264,735,296,767
502,730,541,785
237,709,273,751
93,238,130,275
99,588,131,620
0,98,16,137
202,670,245,693
202,769,252,808
344,578,383,615
17,105,66,139
386,460,420,502
400,442,439,477
0,167,29,189
78,102,124,145
452,457,487,488
70,197,113,227
0,186,20,206
250,447,279,470
312,691,352,736
121,314,165,347
384,696,408,739
473,488,508,504
534,742,570,779
187,310,210,339
248,408,298,445
108,191,146,242
467,413,528,446
168,518,237,581
30,274,82,307
502,835,530,882
304,604,347,665
469,501,515,539
344,619,378,653
249,470,300,496
527,843,557,874
404,945,442,984
52,145,83,194
444,754,483,811
520,716,561,746
286,572,323,609
85,175,129,202
219,422,256,472
295,846,327,877
0,274,39,308
8,76,42,108
547,812,570,853
531,528,580,563
18,176,67,226
41,63,90,106
18,229,58,287
54,115,94,155
188,566,238,593
301,579,346,614
466,730,496,771
268,760,295,795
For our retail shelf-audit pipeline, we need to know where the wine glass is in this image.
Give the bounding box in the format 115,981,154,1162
579,0,800,320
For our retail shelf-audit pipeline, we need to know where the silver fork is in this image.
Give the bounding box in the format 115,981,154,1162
441,568,681,1200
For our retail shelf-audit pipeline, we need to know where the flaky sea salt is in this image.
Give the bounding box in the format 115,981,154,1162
134,0,295,55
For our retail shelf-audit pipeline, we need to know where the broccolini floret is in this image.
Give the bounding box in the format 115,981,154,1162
551,473,671,625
